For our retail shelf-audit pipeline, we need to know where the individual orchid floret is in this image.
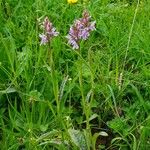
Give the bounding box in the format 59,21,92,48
39,34,48,45
66,10,96,49
39,17,59,45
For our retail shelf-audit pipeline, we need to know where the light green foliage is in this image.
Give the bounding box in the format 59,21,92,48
0,0,150,149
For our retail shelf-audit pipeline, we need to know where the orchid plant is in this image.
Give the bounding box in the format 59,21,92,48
39,10,96,50
39,17,59,45
66,10,96,49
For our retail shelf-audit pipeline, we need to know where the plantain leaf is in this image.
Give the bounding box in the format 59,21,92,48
68,128,87,150
0,87,16,94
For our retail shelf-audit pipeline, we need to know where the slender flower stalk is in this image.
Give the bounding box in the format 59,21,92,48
66,10,96,49
39,17,59,45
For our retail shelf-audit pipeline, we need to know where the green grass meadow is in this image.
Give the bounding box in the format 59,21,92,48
0,0,150,149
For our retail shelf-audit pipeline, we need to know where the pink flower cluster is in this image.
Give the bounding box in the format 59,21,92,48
66,10,96,49
39,17,59,45
39,10,96,49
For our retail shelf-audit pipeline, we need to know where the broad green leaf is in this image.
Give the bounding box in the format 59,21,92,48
68,128,87,150
0,87,16,94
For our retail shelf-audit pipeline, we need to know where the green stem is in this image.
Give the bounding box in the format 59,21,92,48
48,43,60,115
78,48,91,150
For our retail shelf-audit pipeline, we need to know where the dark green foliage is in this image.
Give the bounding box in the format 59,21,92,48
0,0,150,149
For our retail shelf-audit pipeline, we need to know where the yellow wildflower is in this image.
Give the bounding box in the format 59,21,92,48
67,0,78,4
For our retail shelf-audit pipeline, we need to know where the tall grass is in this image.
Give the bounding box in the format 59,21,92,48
0,0,150,149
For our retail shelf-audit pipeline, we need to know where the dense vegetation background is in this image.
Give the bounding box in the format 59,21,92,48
0,0,150,149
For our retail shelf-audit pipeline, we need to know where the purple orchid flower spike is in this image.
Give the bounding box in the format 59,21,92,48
66,10,96,49
39,17,59,45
